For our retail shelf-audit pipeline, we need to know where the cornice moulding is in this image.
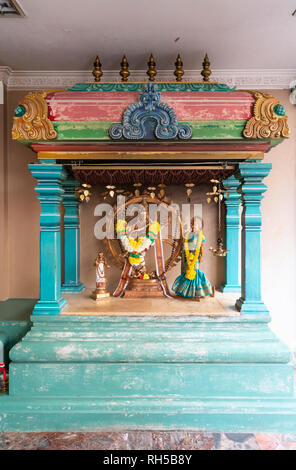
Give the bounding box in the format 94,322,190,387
0,66,12,86
1,66,295,90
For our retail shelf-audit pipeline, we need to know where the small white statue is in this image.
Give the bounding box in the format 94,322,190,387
93,251,110,300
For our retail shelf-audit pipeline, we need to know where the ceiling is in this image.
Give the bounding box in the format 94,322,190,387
0,0,296,71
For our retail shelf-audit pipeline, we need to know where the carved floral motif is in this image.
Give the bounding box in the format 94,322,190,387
243,91,289,139
12,92,57,141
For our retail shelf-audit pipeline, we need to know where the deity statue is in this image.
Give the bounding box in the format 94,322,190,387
116,219,160,276
172,217,213,299
114,219,171,297
93,251,110,300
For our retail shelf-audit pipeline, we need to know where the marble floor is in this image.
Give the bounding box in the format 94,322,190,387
62,289,239,316
0,431,296,450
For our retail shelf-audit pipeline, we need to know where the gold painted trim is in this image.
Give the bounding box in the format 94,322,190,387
44,89,67,94
72,165,235,170
38,151,263,160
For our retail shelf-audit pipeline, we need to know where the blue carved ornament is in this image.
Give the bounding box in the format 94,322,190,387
109,83,192,141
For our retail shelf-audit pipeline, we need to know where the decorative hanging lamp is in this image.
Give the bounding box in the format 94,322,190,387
75,183,92,203
185,183,195,203
207,179,229,257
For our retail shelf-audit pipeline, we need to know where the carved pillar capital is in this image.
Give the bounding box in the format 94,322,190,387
29,164,67,230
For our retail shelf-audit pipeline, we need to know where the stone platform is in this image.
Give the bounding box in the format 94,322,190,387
0,301,295,433
61,289,239,316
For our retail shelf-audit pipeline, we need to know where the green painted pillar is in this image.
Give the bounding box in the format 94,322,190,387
235,162,272,314
29,164,67,315
61,179,84,293
221,175,241,293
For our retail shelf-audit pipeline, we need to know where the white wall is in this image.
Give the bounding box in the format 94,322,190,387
261,90,296,350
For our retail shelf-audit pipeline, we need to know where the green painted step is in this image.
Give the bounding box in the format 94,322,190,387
1,396,296,432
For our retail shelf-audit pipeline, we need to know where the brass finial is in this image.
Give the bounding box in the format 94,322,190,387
92,56,103,82
201,53,211,82
147,54,157,82
119,55,130,82
174,54,184,82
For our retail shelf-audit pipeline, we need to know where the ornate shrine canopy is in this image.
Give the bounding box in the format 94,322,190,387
12,81,289,166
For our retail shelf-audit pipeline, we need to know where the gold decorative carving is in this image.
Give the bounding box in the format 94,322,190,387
243,91,290,139
120,55,130,82
12,92,57,141
201,53,211,82
92,56,103,82
147,54,157,82
174,54,184,82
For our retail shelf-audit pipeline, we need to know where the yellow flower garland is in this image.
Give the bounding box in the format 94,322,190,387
116,219,161,269
184,231,203,281
128,237,145,250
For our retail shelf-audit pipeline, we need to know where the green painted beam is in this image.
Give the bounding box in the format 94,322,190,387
53,120,246,141
67,82,236,92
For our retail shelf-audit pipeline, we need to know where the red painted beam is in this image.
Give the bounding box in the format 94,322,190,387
32,141,271,154
47,91,254,122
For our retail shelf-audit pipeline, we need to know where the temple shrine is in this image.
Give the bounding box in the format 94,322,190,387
1,54,296,432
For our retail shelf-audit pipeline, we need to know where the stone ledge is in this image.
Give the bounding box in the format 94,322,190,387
1,396,296,433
